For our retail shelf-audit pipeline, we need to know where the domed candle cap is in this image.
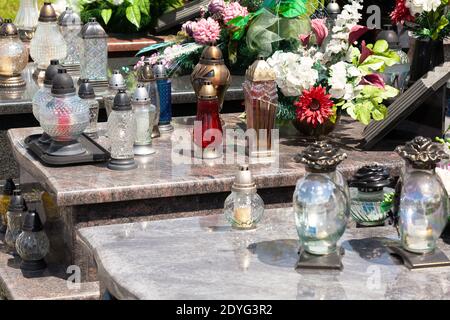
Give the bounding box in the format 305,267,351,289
8,189,27,212
326,0,341,14
113,89,131,111
349,165,392,192
108,70,126,89
295,141,347,173
231,165,256,193
395,136,449,169
132,84,150,102
51,69,75,95
200,44,224,63
44,59,60,86
22,210,44,232
3,178,16,196
78,79,95,99
0,19,19,37
38,2,57,22
245,57,276,82
153,62,167,79
198,80,217,100
58,7,82,26
80,17,107,39
137,61,155,82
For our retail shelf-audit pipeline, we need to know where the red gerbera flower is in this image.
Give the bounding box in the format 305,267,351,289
294,86,334,128
390,0,415,24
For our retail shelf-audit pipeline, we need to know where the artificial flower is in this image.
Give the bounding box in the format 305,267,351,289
223,1,249,24
360,74,386,89
390,0,415,24
359,41,373,64
294,86,334,127
299,33,311,47
134,56,145,70
182,20,197,37
349,25,369,44
192,18,221,44
406,0,442,15
311,18,328,47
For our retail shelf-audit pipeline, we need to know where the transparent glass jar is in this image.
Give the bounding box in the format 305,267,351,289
4,190,27,253
132,85,156,155
108,110,135,160
350,187,394,226
80,18,108,81
30,21,67,70
32,86,52,122
58,8,82,66
0,25,29,78
14,0,39,41
84,99,100,138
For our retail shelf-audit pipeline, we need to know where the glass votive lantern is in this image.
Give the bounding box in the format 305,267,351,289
104,69,126,118
0,178,16,233
107,89,137,170
153,62,173,133
79,17,108,85
16,210,49,271
132,84,156,156
14,0,39,42
0,20,29,88
224,165,264,229
348,165,394,226
78,79,99,139
30,2,67,73
395,136,449,254
58,7,82,73
293,141,349,255
5,189,27,253
39,68,90,156
137,60,160,139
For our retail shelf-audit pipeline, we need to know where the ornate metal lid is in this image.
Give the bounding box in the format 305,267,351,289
0,19,19,37
137,61,155,82
2,178,16,196
199,44,224,64
326,0,341,14
51,69,75,95
245,57,276,82
78,79,95,99
8,189,27,212
132,84,150,102
113,89,132,111
198,80,218,100
231,165,256,193
395,136,449,169
80,17,107,39
295,141,347,173
153,62,167,79
349,165,392,192
44,59,60,86
38,2,57,23
22,210,44,232
109,70,126,89
58,7,82,26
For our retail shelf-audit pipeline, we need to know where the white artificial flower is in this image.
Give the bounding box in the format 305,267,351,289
328,61,357,100
406,0,442,15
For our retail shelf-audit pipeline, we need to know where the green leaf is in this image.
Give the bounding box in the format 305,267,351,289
136,0,150,16
372,40,389,53
126,4,141,29
278,0,308,18
100,8,112,25
432,16,449,40
358,101,373,125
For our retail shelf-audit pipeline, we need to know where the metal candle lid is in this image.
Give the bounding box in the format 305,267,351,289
137,61,155,82
58,7,82,26
326,0,341,14
349,165,392,192
109,70,126,89
80,17,107,39
132,84,150,102
8,189,27,212
78,79,95,99
51,69,76,95
396,136,449,170
112,89,131,111
44,59,60,86
245,57,276,82
153,62,167,79
22,210,44,232
38,2,57,22
231,165,257,193
295,141,347,173
3,178,16,196
198,80,218,100
199,44,224,64
0,19,19,37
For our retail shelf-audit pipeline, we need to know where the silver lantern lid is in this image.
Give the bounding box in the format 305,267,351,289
231,165,257,193
58,7,82,26
51,69,76,95
132,84,150,102
109,70,126,89
326,0,341,15
80,17,107,39
0,19,19,37
78,79,95,99
153,62,167,79
112,89,132,111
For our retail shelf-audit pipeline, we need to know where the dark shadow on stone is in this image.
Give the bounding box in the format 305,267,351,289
345,237,402,266
441,223,450,245
251,239,299,268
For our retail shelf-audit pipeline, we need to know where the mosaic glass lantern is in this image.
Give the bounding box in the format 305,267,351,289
0,178,16,234
293,142,349,255
224,165,264,229
5,190,27,253
30,3,67,72
132,84,156,156
79,17,108,86
153,62,173,133
16,210,49,271
137,60,160,138
58,7,83,73
39,68,89,156
78,79,99,139
14,0,39,42
0,20,29,88
104,70,126,118
107,89,137,170
243,57,278,157
395,137,449,253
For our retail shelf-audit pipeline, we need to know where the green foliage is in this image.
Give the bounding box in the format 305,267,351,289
355,40,401,75
264,0,323,18
276,94,297,121
0,0,45,19
410,4,450,40
380,192,395,213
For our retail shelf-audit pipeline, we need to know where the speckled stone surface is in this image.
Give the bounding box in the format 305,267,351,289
78,207,450,300
8,114,403,207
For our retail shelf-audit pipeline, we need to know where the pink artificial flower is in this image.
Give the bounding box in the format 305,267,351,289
311,18,328,46
299,33,311,46
360,74,385,89
359,41,373,64
223,1,249,24
193,17,221,45
182,20,197,37
134,56,145,70
349,25,369,44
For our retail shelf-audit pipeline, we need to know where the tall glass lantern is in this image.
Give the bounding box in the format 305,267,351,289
78,79,99,139
132,84,156,156
137,61,160,138
79,18,108,87
58,7,82,74
30,2,67,77
153,62,173,133
14,0,39,42
104,70,126,117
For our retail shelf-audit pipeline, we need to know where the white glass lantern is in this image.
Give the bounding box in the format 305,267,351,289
58,7,82,71
14,0,39,42
132,84,156,156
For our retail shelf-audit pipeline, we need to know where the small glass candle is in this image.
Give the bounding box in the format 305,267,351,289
132,84,156,156
5,189,27,254
78,79,99,139
0,178,16,233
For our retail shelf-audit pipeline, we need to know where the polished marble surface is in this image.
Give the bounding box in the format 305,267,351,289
8,114,403,206
78,207,450,300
